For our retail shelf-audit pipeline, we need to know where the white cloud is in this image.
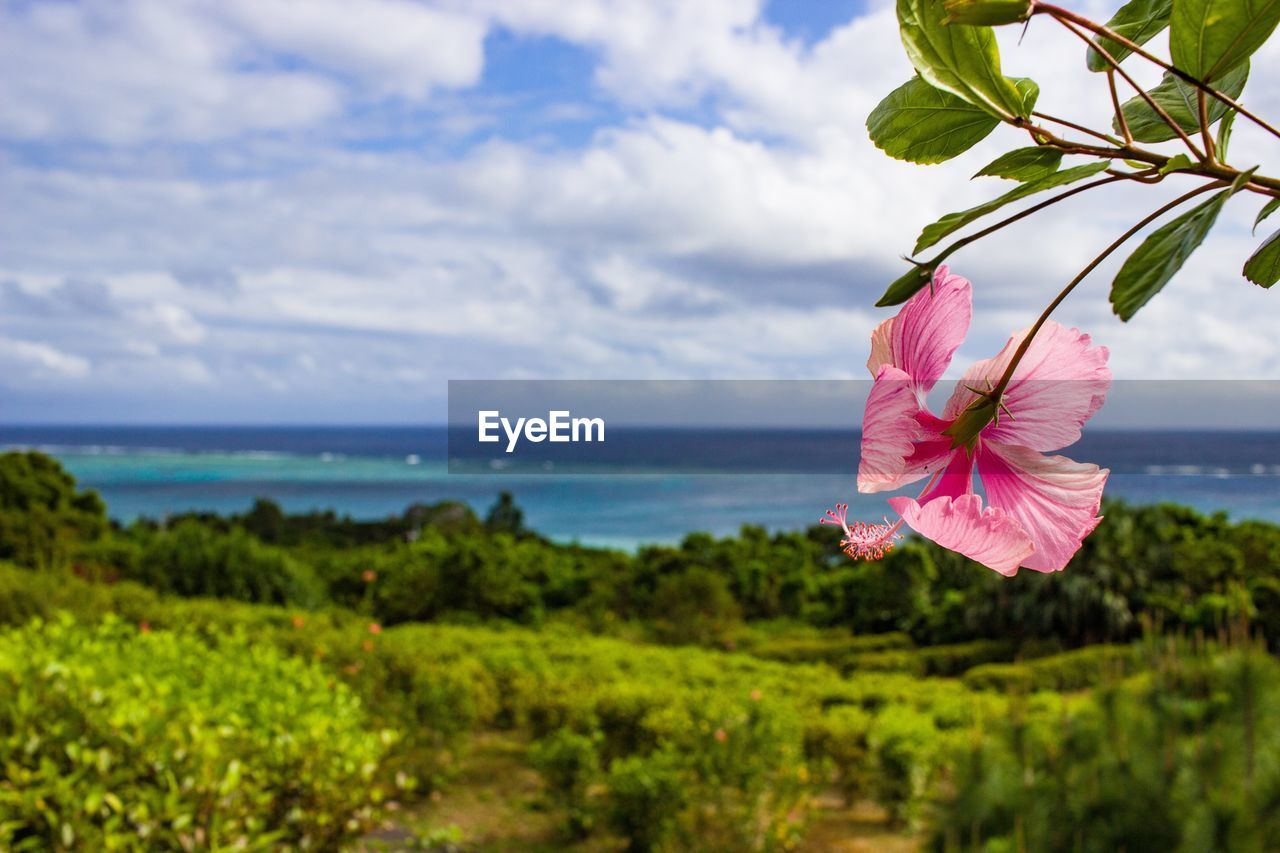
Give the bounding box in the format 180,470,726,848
216,0,486,98
1,0,1279,421
134,303,207,345
0,0,487,143
0,1,339,142
0,336,91,380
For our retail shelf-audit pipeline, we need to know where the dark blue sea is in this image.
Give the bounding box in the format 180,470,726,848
3,426,1279,549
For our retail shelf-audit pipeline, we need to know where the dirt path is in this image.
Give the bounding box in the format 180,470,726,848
357,733,918,852
800,793,919,853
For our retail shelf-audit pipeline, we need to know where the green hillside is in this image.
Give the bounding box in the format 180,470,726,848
1,450,1278,851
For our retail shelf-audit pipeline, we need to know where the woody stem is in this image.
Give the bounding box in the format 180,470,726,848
1035,3,1280,143
990,181,1226,397
1047,12,1204,159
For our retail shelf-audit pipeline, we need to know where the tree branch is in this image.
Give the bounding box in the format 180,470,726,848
1049,12,1205,159
1036,2,1280,143
991,181,1227,397
1198,90,1216,164
1108,70,1133,145
1031,111,1122,146
920,173,1149,266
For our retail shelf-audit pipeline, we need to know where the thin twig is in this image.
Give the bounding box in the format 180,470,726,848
918,174,1134,264
1032,110,1121,145
1022,119,1280,196
991,181,1226,397
1198,90,1216,164
1037,3,1280,143
1108,70,1133,144
1050,12,1204,159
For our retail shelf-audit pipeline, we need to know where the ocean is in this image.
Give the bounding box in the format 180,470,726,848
3,426,1279,549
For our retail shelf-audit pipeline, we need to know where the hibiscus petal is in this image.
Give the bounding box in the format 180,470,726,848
866,266,972,398
920,445,975,503
858,366,953,493
943,321,1110,451
977,441,1108,573
888,493,1034,577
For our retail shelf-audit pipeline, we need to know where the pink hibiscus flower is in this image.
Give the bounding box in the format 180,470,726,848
824,266,1111,576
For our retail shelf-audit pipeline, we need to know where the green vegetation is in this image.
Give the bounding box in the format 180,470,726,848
0,451,1278,850
0,616,390,851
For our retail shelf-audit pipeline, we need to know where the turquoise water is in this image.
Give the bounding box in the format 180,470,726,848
5,426,1280,549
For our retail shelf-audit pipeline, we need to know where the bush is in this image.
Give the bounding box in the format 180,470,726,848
132,521,323,606
868,707,941,825
846,648,927,676
805,706,873,805
0,451,107,572
604,752,687,853
650,568,741,646
747,631,914,667
917,639,1017,676
931,646,1280,852
0,615,391,850
964,645,1137,693
531,728,600,837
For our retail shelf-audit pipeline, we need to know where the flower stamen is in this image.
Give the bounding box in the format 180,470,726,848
820,503,903,560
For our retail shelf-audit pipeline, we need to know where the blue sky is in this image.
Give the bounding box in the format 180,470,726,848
1,0,1278,424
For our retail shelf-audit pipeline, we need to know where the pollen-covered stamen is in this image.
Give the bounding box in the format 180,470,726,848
821,502,903,561
820,502,852,532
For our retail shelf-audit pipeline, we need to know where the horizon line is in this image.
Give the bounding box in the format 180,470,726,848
2,422,1279,433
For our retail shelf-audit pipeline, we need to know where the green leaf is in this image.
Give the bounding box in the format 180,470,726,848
1110,185,1240,319
867,77,1001,164
914,161,1112,254
1231,166,1259,192
943,0,1033,25
1244,228,1280,286
877,263,937,307
1159,154,1194,174
973,147,1064,181
897,0,1032,119
1170,0,1280,81
1255,198,1280,234
1216,109,1236,158
1114,61,1248,142
1010,77,1040,114
1087,0,1173,71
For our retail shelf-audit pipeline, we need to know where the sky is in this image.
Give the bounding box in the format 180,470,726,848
1,0,1279,424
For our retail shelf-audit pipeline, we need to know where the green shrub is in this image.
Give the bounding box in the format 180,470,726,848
652,689,809,844
868,707,941,825
917,639,1017,676
0,451,107,571
0,615,392,850
1025,644,1136,691
18,562,1280,851
747,631,913,666
805,706,873,806
962,662,1035,693
531,728,600,837
604,752,687,853
0,561,131,627
932,646,1280,852
132,521,322,606
650,568,741,646
846,648,926,676
593,685,666,764
964,645,1137,693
